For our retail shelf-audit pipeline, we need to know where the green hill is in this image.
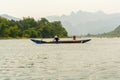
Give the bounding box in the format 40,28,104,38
95,25,120,37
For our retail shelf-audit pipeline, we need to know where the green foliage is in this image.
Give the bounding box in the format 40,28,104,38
0,17,68,38
94,25,120,37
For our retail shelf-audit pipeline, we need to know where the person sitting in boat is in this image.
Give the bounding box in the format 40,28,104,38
73,35,76,40
54,35,59,43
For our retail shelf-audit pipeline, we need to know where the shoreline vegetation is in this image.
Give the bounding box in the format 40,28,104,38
81,25,120,38
0,17,68,39
1,16,120,39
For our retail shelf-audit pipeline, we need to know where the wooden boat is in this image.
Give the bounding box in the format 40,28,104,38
31,39,91,44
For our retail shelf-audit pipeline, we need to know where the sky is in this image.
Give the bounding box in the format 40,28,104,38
0,0,120,19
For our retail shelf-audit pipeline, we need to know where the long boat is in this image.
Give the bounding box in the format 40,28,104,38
31,39,91,44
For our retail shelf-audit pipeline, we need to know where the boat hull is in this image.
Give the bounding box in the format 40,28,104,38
31,39,91,44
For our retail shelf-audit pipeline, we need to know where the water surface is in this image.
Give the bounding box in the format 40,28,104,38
0,38,120,80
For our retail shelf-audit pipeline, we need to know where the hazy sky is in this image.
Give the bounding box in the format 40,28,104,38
0,0,120,19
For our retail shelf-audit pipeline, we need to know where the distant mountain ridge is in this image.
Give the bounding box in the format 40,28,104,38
47,10,120,35
1,12,120,36
0,14,20,21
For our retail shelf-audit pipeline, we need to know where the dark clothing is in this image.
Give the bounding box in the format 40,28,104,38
54,37,59,43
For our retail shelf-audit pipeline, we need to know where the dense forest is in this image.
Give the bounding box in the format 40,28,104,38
0,17,68,38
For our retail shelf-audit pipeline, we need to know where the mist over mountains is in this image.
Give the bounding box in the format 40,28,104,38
47,10,120,35
1,11,120,36
0,14,20,21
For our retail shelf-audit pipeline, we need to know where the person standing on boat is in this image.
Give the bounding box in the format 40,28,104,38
73,35,76,40
54,35,59,43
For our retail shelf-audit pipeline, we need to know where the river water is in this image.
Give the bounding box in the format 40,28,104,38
0,38,120,80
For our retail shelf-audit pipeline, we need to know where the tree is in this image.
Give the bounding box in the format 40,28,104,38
9,25,21,38
0,17,68,38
